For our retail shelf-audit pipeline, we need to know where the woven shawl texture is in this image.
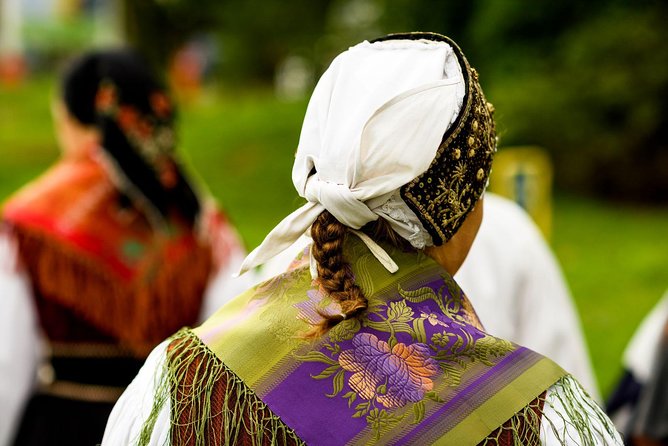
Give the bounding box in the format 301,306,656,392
166,332,549,446
140,237,571,445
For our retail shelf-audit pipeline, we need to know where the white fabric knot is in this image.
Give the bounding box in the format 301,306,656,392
237,38,465,277
304,176,378,229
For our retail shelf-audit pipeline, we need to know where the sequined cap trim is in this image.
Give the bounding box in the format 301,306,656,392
374,33,496,245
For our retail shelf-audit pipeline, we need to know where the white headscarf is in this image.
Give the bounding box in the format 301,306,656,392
238,39,466,275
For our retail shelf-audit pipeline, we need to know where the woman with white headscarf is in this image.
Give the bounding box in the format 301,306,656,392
103,33,620,445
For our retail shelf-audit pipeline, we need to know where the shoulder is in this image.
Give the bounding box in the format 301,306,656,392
480,193,543,241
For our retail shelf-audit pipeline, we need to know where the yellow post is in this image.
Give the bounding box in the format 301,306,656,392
56,0,82,19
488,146,553,239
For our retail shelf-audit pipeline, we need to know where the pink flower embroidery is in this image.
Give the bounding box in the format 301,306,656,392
421,310,448,327
295,282,342,325
338,333,439,409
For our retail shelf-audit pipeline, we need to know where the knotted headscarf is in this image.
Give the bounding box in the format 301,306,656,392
239,33,495,275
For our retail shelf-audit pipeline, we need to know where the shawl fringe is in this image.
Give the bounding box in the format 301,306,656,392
12,226,212,356
139,328,304,446
541,375,620,446
482,375,619,446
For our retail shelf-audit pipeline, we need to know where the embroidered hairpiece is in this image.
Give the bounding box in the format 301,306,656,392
373,33,497,245
95,79,178,188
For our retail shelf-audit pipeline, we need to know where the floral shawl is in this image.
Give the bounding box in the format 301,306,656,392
136,236,605,446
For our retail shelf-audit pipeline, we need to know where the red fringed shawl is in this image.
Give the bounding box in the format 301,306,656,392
2,155,229,356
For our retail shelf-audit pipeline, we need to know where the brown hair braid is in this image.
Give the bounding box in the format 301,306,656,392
306,211,416,338
307,210,368,338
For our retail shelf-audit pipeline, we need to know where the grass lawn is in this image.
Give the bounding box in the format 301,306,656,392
552,195,668,395
1,77,666,397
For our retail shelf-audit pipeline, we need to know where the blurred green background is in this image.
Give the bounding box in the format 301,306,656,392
1,0,667,398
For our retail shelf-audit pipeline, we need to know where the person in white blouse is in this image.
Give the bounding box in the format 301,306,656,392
606,290,668,440
0,231,253,446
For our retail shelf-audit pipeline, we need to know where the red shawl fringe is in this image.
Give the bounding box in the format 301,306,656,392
12,225,213,357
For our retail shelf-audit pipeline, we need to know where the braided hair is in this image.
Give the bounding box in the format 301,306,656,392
307,211,414,338
61,49,201,227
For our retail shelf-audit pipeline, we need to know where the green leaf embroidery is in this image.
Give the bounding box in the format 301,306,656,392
310,364,341,380
343,391,357,407
412,318,427,343
440,362,465,387
412,400,426,424
398,285,438,303
398,283,449,316
324,343,341,355
295,351,338,365
327,369,345,397
329,318,361,342
353,401,370,418
425,391,444,403
367,409,406,439
472,336,515,366
387,301,414,323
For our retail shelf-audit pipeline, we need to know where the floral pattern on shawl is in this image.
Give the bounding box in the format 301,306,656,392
296,273,514,438
295,283,343,325
338,333,439,409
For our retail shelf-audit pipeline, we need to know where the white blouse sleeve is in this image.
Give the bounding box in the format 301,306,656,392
102,341,170,446
456,194,600,400
512,230,600,401
0,231,39,446
623,290,668,383
541,377,623,445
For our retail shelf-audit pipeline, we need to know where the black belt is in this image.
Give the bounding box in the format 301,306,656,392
36,342,146,403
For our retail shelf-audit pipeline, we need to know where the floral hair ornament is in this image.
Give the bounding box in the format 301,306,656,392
95,79,179,189
237,33,495,276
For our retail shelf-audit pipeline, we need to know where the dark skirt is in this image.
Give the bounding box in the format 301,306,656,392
12,394,114,446
12,354,145,446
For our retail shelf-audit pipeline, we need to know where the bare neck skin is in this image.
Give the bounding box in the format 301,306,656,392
424,196,484,276
52,99,100,159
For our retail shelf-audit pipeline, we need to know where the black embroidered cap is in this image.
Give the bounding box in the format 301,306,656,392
372,32,497,246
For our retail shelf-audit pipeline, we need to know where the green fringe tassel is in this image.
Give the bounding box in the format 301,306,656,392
136,328,304,446
480,374,620,446
541,375,620,446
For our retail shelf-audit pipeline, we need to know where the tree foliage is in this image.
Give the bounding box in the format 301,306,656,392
377,0,668,201
124,0,668,201
122,0,225,71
